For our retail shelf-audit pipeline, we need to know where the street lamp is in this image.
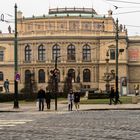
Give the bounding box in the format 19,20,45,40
54,55,61,111
13,3,19,108
103,50,115,93
105,50,110,92
115,18,124,103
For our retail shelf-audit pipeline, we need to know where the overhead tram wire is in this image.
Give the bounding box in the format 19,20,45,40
106,0,140,5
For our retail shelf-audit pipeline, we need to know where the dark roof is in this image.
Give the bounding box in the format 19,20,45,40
49,8,97,15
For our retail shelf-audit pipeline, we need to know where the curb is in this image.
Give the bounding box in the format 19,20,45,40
82,108,140,111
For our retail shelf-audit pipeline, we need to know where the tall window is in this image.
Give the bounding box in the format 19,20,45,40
25,45,31,61
25,70,31,84
52,44,60,61
110,49,115,60
83,69,90,82
67,44,75,61
38,44,45,61
38,69,45,83
82,44,91,61
0,51,4,61
0,71,3,81
68,69,75,82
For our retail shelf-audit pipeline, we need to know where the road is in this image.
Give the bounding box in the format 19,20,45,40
0,110,140,140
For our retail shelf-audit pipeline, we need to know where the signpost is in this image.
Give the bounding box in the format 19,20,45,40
15,73,20,81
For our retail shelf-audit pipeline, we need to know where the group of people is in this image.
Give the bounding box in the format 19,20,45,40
37,87,80,111
109,87,122,105
67,90,80,111
37,86,51,111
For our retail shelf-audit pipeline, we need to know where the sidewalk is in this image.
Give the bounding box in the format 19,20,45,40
1,102,140,112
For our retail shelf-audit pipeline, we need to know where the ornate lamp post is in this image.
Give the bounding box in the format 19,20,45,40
105,51,110,92
115,18,124,103
51,55,61,111
13,4,19,108
103,50,115,93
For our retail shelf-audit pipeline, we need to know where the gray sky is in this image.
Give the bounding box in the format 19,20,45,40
0,0,140,36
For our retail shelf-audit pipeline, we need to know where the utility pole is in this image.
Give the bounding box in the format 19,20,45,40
54,56,58,111
105,51,110,93
13,3,19,108
115,18,119,103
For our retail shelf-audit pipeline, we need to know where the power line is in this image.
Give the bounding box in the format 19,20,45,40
112,10,140,15
126,25,140,28
106,0,140,4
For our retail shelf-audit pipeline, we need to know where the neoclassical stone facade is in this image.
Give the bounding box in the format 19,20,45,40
0,8,136,94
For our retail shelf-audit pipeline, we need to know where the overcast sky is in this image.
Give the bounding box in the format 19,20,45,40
0,0,140,36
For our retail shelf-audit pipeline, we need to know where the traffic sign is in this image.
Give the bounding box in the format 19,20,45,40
15,73,20,81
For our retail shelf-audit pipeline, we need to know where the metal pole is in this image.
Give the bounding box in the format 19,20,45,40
54,56,58,111
115,18,119,103
105,57,110,92
13,3,19,108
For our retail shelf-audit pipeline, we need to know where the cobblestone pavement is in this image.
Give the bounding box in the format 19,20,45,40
0,110,140,140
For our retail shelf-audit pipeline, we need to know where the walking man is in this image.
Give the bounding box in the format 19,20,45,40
46,90,51,110
74,92,80,110
37,86,46,111
109,87,115,105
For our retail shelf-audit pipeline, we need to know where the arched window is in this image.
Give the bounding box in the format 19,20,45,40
83,69,90,82
38,44,45,61
82,44,91,61
52,44,60,61
25,44,31,61
25,70,31,84
110,49,115,60
38,69,45,83
68,69,75,82
67,44,75,61
0,71,4,81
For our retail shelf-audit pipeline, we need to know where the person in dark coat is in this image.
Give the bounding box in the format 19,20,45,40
74,92,80,110
109,87,115,105
37,86,46,111
115,89,122,104
46,91,51,110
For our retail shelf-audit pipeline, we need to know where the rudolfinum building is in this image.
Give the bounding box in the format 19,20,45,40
0,7,139,95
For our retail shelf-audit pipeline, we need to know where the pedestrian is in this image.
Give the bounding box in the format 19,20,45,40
68,90,74,111
4,79,9,93
74,92,80,110
37,86,46,111
109,87,115,105
115,88,122,104
46,90,51,110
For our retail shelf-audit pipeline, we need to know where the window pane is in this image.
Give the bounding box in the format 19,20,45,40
52,44,60,61
25,70,31,83
38,45,45,61
38,69,45,83
110,49,115,60
83,69,90,82
83,45,91,61
0,51,4,61
0,72,3,81
67,44,75,61
25,45,31,61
